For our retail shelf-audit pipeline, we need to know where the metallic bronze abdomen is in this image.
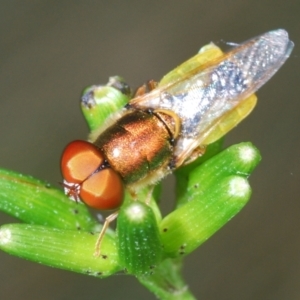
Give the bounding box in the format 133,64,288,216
94,110,173,184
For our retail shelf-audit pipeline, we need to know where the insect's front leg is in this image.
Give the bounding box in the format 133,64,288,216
94,211,119,257
133,79,158,97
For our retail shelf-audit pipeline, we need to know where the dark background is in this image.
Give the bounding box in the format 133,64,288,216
0,1,299,299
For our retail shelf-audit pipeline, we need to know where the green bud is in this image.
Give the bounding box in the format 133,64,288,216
160,175,252,257
178,142,261,205
0,224,121,277
160,141,261,257
123,185,163,224
81,77,130,132
117,202,163,275
0,169,98,231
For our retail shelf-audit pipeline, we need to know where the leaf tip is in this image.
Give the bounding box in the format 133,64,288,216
123,202,149,223
237,143,260,164
0,226,12,246
228,176,251,199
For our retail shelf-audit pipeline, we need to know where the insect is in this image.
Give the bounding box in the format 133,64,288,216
61,29,293,255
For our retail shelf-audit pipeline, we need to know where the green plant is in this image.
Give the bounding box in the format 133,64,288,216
0,79,261,299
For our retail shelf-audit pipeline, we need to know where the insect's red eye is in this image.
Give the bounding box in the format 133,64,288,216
61,140,124,210
80,168,123,210
61,140,104,183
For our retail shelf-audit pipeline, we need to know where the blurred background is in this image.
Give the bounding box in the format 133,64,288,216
0,1,299,299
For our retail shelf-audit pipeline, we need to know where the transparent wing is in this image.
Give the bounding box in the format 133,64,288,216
158,43,224,87
130,29,293,166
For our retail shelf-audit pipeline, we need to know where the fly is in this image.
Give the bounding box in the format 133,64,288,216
61,29,294,255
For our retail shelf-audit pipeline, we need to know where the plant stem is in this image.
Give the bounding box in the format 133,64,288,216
137,258,196,300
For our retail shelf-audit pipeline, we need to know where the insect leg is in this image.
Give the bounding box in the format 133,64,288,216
181,145,207,166
133,80,158,97
94,211,119,257
144,185,155,205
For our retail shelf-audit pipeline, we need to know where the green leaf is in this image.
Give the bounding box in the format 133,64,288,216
117,201,163,275
0,169,98,231
175,138,224,207
185,142,260,197
176,142,261,206
0,224,121,277
160,175,252,257
160,142,261,257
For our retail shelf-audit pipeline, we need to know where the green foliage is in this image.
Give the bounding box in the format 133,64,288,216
117,201,163,275
0,79,261,299
0,141,261,299
0,224,120,277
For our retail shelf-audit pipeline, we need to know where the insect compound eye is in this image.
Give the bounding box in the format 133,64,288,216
61,140,104,183
80,168,124,210
61,140,124,210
